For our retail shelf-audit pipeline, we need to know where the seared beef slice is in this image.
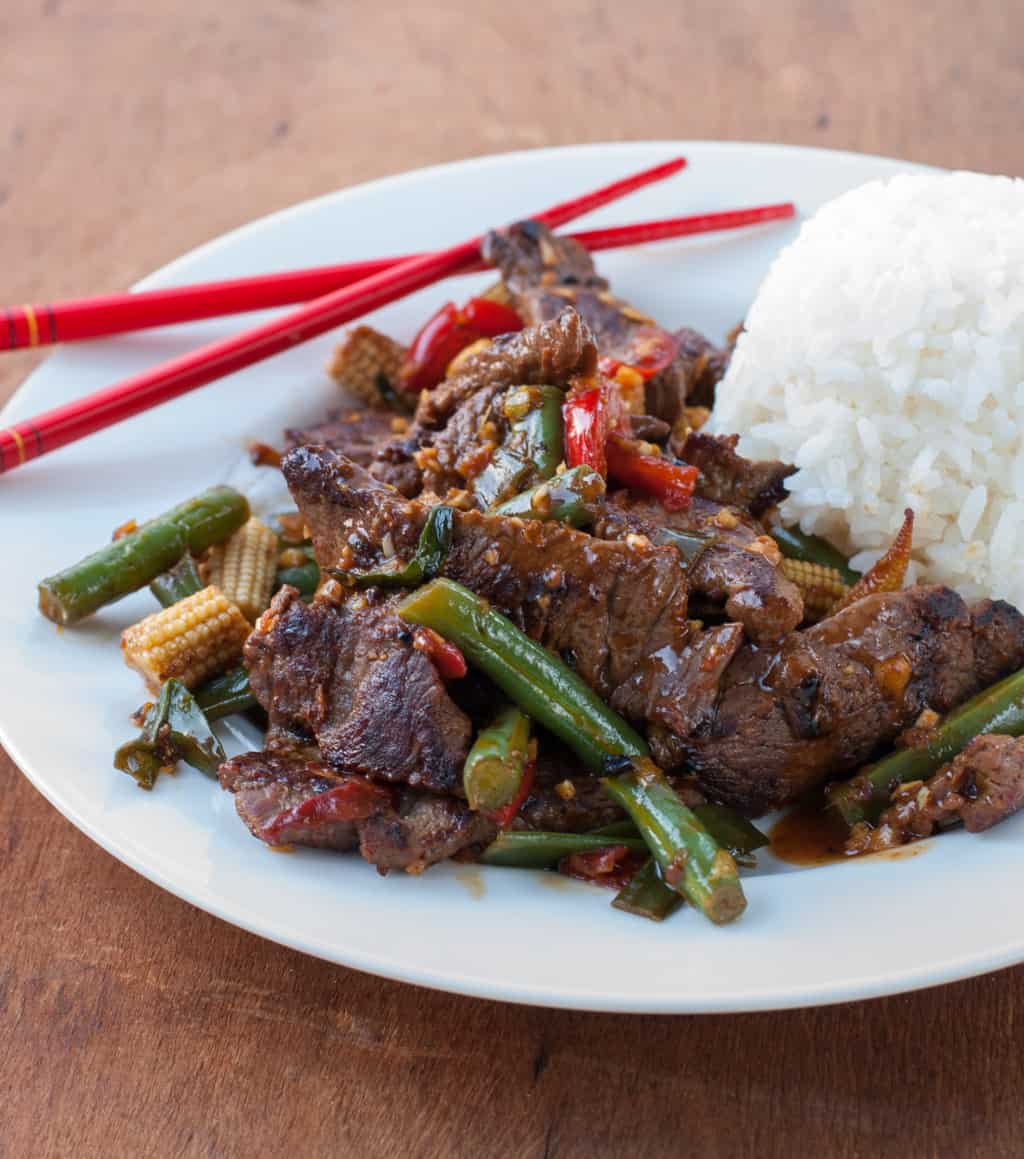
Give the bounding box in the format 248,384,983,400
245,587,471,793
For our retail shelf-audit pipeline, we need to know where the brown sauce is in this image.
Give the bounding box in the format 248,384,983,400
770,797,851,866
770,796,930,866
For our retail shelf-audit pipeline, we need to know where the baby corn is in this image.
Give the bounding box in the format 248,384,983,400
781,558,848,621
121,585,250,693
205,517,278,621
327,325,407,409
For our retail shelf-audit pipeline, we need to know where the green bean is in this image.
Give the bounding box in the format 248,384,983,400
828,667,1024,826
612,860,683,922
603,758,746,925
397,579,647,772
193,667,257,721
493,465,606,528
771,525,861,586
149,555,204,609
479,830,647,869
115,679,224,790
39,486,249,625
463,705,531,812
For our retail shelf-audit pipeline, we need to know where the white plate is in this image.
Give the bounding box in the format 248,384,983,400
5,141,1021,1013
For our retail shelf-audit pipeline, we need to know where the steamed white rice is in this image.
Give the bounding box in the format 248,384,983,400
711,171,1024,608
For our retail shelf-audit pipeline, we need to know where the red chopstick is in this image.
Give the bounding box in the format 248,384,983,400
0,202,794,352
0,157,686,473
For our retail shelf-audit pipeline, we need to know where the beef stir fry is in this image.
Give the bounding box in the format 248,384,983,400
38,219,1024,927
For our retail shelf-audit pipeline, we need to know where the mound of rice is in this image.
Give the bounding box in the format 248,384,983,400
711,171,1024,608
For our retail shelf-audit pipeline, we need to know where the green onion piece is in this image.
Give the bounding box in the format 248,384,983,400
334,505,453,589
149,555,204,609
115,679,225,789
193,667,257,721
612,860,683,921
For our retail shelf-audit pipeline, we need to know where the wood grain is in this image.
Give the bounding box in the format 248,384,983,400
3,2,1023,1156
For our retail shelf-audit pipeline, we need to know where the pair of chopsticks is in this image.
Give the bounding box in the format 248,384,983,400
0,157,793,474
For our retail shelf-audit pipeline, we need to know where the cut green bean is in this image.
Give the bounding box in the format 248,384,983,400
463,705,531,812
828,666,1024,826
149,555,204,609
397,579,647,772
612,860,683,922
603,758,746,925
193,666,257,721
594,806,767,865
39,486,249,625
771,525,860,586
479,830,647,869
493,465,606,528
115,679,224,790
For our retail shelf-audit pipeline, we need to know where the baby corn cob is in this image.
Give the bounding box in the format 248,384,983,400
121,585,251,693
781,558,849,621
327,325,407,409
205,517,278,621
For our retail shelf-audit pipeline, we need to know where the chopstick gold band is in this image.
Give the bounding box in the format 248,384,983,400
4,427,27,465
22,306,39,348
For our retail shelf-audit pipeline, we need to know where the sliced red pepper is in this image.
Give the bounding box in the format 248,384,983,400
260,778,392,844
398,298,523,394
558,845,647,890
460,297,523,337
563,386,608,475
398,302,475,393
606,435,699,511
489,757,536,830
599,327,679,381
413,626,468,680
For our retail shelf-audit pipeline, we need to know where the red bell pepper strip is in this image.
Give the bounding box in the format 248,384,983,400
460,298,523,336
606,435,699,511
260,778,393,844
413,626,468,680
489,757,536,830
562,386,608,475
398,298,523,393
598,327,679,381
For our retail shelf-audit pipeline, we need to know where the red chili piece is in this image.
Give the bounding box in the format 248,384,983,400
398,298,523,393
558,845,647,890
605,435,699,511
413,626,468,680
489,758,536,830
563,386,610,475
598,327,679,381
260,778,392,844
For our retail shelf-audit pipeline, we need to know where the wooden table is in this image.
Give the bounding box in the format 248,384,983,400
3,3,1023,1155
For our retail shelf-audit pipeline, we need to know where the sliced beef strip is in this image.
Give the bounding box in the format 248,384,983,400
679,588,1024,815
220,751,364,851
483,221,727,423
245,586,472,794
369,309,596,497
672,431,795,517
220,751,496,872
595,492,804,643
283,446,692,702
846,734,1024,854
284,408,401,466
